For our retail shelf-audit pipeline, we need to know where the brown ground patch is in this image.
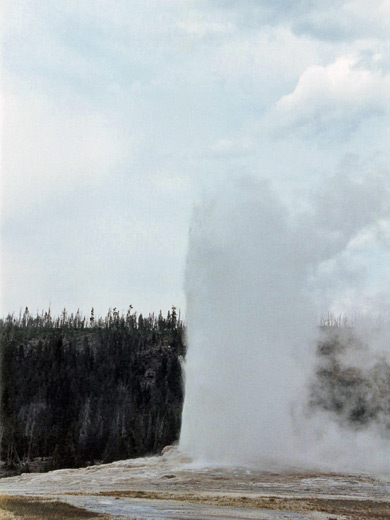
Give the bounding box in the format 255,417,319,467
0,496,108,520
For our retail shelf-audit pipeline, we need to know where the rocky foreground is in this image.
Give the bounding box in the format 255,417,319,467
0,447,389,519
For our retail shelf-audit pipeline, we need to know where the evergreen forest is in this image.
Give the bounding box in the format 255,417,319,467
1,306,388,477
0,306,185,474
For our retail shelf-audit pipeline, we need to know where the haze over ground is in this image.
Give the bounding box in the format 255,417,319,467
1,1,389,317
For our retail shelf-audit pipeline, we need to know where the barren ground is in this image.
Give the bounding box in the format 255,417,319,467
0,448,389,519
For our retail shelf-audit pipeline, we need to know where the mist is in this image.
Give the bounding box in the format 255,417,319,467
180,172,390,474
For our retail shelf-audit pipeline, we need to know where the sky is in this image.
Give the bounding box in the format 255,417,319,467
1,0,389,319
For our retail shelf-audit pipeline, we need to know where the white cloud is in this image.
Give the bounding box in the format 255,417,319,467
274,55,389,137
211,26,320,86
1,85,132,220
1,0,388,317
211,0,389,42
348,218,390,251
342,0,390,39
176,10,235,38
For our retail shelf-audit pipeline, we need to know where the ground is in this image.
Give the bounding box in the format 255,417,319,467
0,448,389,519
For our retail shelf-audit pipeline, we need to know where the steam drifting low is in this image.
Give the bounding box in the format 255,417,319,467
180,173,390,473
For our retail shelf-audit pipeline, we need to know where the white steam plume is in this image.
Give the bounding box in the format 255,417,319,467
180,172,390,473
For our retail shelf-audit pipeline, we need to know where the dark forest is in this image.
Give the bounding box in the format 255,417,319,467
1,307,389,477
0,306,185,474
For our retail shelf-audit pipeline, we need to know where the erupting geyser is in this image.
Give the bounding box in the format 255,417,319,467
180,174,390,473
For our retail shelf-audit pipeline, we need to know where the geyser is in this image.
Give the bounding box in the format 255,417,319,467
180,174,390,473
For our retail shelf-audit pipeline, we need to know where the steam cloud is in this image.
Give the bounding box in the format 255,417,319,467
180,172,390,474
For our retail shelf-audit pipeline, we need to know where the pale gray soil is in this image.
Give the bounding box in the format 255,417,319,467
0,448,389,519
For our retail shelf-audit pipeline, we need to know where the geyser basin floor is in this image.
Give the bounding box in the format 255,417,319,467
0,450,389,519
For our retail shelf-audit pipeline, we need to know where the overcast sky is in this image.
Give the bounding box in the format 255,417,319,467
1,0,389,318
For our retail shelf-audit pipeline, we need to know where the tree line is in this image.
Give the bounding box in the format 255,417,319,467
310,324,390,434
2,306,387,475
0,306,186,473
